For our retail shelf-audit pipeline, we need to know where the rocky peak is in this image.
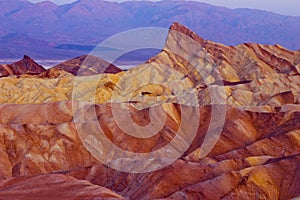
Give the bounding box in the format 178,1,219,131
169,22,205,45
0,55,46,77
51,54,122,76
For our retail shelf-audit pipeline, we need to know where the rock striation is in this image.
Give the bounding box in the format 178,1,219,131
0,174,123,200
0,55,46,77
0,22,299,199
51,55,122,76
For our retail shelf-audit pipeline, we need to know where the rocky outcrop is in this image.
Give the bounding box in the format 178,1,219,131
148,22,300,84
0,102,299,199
0,55,46,77
0,23,299,199
0,54,122,78
51,55,122,76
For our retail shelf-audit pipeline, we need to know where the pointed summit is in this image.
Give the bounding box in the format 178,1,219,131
51,55,122,76
0,55,46,77
169,22,205,45
161,22,300,84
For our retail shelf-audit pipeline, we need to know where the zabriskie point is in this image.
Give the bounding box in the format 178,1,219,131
0,23,299,199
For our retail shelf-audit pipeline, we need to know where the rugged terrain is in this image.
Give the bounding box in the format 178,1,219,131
0,23,299,199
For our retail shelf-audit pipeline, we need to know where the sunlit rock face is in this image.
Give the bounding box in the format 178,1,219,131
0,22,299,199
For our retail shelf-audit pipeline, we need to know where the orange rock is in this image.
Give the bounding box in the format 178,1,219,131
51,55,122,76
0,55,45,77
0,174,124,199
0,22,299,199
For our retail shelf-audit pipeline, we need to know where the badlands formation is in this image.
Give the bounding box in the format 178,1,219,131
0,23,299,199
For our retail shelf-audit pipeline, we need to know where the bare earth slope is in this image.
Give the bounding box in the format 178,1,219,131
0,23,299,199
0,55,46,77
51,55,123,76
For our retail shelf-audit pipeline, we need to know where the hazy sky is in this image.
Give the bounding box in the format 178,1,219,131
28,0,300,17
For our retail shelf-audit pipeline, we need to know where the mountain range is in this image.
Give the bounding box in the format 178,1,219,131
1,0,300,60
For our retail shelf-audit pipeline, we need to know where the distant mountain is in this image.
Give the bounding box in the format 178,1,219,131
0,33,56,52
0,0,300,59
